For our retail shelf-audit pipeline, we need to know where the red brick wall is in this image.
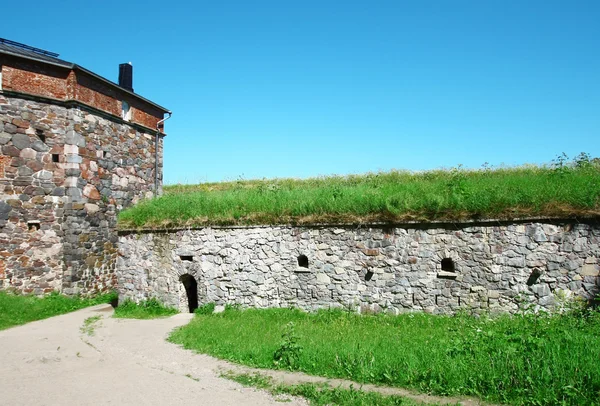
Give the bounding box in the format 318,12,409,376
1,61,69,100
75,71,121,117
0,56,165,132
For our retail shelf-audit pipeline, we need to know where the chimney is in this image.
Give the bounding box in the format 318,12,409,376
118,62,133,92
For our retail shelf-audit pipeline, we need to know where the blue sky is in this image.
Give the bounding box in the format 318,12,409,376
2,1,599,183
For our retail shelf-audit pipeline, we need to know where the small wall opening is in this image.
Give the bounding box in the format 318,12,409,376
365,270,374,281
527,268,543,286
52,154,59,163
27,221,40,231
36,129,46,143
297,255,309,268
441,258,455,272
179,274,198,313
180,255,193,262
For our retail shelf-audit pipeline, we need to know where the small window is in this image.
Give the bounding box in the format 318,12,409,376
28,221,40,231
180,255,193,262
122,101,131,121
297,255,309,268
36,129,46,143
365,270,374,281
527,269,542,286
52,154,59,163
441,258,455,272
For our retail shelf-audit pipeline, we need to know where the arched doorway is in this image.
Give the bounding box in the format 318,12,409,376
179,274,198,313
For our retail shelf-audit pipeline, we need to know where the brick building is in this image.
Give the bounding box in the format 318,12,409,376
0,38,171,295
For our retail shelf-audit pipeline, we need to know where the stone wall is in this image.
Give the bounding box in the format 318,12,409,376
117,221,600,314
0,94,163,294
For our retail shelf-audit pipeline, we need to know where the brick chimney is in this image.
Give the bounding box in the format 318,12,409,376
118,63,133,92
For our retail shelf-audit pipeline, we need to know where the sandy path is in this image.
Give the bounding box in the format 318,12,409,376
0,304,305,406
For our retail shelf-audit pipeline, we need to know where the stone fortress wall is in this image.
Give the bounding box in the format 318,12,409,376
118,220,600,314
0,95,163,294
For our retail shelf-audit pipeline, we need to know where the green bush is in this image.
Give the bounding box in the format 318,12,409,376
195,302,216,315
113,298,178,319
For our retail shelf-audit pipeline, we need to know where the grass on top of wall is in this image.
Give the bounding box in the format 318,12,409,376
168,305,600,406
118,154,600,229
0,291,117,330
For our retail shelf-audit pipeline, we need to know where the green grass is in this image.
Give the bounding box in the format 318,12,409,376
0,290,117,330
118,155,600,229
169,306,600,406
113,298,178,319
80,315,102,336
224,371,441,406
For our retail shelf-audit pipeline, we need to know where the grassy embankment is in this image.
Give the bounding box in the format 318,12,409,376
0,291,117,330
119,156,600,229
169,306,600,406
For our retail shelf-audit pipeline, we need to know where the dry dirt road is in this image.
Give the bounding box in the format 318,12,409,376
0,304,306,406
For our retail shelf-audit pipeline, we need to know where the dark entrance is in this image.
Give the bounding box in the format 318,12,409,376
179,274,198,313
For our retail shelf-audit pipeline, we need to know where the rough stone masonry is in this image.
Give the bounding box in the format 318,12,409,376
1,39,169,296
118,220,600,314
0,96,163,294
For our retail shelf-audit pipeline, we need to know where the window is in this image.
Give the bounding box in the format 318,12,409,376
297,255,309,268
121,101,131,121
441,258,455,272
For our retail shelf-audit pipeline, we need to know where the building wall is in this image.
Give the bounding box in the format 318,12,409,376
0,94,163,294
118,221,600,314
1,57,165,132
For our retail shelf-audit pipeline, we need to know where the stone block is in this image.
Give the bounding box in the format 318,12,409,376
11,133,31,149
31,140,49,152
65,130,86,147
581,264,599,276
2,145,20,157
33,170,53,180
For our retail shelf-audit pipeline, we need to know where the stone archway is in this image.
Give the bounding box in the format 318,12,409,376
179,274,198,313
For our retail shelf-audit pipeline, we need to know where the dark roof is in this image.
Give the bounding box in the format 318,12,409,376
0,39,73,68
0,38,170,114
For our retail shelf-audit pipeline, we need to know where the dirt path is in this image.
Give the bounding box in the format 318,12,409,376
0,304,305,406
0,305,490,406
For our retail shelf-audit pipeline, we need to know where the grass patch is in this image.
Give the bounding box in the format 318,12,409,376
119,154,600,229
80,315,102,336
113,298,178,319
169,306,600,406
0,290,117,331
224,371,436,405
